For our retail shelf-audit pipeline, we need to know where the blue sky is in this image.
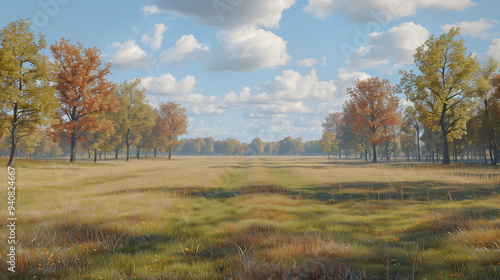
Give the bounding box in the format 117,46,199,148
1,0,499,142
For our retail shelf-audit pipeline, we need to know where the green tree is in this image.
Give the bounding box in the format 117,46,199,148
0,19,58,165
400,28,478,165
112,79,155,161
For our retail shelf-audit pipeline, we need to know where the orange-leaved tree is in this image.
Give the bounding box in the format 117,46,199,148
49,39,118,162
155,102,188,159
343,77,402,163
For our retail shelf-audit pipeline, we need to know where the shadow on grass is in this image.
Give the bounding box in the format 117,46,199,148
97,180,500,204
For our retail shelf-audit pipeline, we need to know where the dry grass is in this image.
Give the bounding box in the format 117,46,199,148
0,156,499,279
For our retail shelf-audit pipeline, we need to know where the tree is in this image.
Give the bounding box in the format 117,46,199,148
403,106,423,161
111,79,154,161
265,142,278,155
475,58,499,165
293,137,304,155
0,19,58,165
319,130,339,159
250,137,265,155
278,136,296,155
322,112,343,158
343,77,402,163
50,38,118,162
400,28,478,165
155,102,189,159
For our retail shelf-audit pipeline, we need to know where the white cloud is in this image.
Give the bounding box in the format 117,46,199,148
151,0,296,29
304,0,474,22
141,4,160,15
140,74,196,95
337,67,371,82
257,102,310,114
346,22,429,71
160,28,291,72
191,104,225,115
160,35,210,66
141,23,168,50
212,27,291,71
487,38,500,61
296,58,318,67
441,18,498,39
108,40,151,70
221,69,336,116
180,93,218,105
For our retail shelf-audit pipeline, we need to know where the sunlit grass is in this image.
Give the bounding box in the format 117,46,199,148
0,156,499,279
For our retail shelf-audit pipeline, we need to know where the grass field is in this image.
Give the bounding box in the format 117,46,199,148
1,156,499,279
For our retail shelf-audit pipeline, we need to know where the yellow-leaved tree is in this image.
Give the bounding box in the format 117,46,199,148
400,28,478,165
0,19,58,166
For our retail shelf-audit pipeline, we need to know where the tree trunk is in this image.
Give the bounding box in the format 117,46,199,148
154,147,157,158
492,129,498,165
94,148,97,163
454,139,458,163
126,130,130,161
115,149,119,160
168,146,172,159
70,132,77,163
385,141,389,161
137,146,140,159
417,129,421,161
372,144,377,163
7,123,17,166
442,135,450,165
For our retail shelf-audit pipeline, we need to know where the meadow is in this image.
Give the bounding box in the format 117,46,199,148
0,156,499,280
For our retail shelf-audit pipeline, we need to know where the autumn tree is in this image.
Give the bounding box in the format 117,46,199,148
155,102,189,159
50,39,118,162
343,77,402,163
0,19,58,165
400,28,478,165
475,58,499,165
319,130,339,159
250,137,265,155
403,106,423,161
322,112,343,158
111,79,154,161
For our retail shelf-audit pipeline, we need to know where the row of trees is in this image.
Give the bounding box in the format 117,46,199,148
0,19,188,165
320,28,500,165
175,136,321,156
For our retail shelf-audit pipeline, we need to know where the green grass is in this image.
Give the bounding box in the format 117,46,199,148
1,156,499,279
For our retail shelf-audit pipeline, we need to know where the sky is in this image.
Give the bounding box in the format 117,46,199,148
1,0,500,142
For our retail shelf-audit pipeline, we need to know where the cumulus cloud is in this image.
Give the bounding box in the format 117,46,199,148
108,40,151,70
160,35,210,66
191,104,225,115
220,69,336,115
304,0,474,22
487,38,500,61
150,0,296,29
141,23,168,50
140,74,196,95
211,27,290,71
441,18,498,39
346,22,429,71
296,58,318,67
141,4,160,15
